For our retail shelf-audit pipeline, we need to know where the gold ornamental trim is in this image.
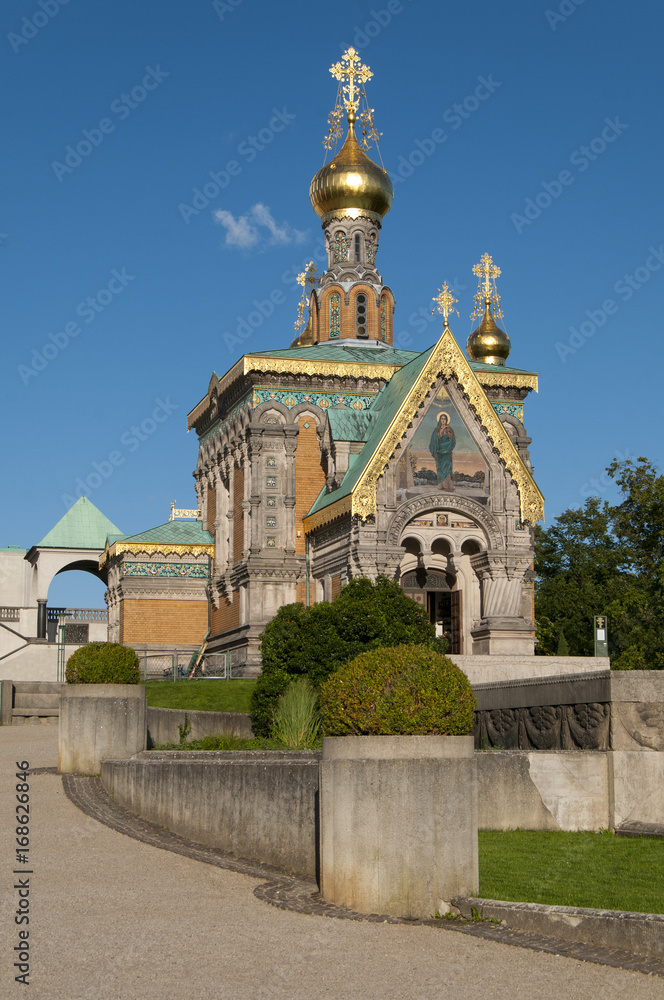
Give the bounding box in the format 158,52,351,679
187,355,404,432
243,355,401,382
100,541,214,567
303,495,352,532
475,370,538,392
351,328,544,524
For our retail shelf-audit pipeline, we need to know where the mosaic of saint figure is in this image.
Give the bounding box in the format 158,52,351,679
429,411,456,490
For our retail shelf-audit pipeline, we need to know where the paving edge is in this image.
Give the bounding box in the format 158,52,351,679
58,772,664,978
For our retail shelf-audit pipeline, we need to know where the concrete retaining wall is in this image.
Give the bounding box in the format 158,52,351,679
101,750,319,876
477,751,610,831
453,896,664,960
146,706,253,746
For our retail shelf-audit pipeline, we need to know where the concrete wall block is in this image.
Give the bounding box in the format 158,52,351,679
102,755,319,875
58,685,147,774
611,751,664,828
146,706,253,746
320,735,478,919
477,752,609,831
611,701,664,751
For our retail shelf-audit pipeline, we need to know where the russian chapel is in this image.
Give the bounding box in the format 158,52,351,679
188,49,544,674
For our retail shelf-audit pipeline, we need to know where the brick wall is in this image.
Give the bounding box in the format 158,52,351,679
331,575,342,600
206,485,216,534
210,593,240,635
121,599,208,645
295,418,326,556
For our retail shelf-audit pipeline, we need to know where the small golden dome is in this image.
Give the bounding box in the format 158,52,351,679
310,117,393,220
467,297,511,365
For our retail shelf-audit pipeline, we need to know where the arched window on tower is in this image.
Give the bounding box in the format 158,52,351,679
334,232,348,263
380,295,387,342
354,234,361,262
356,293,368,338
329,292,341,339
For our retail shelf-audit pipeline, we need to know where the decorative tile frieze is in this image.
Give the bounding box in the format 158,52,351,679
123,562,210,579
492,402,524,421
252,389,376,411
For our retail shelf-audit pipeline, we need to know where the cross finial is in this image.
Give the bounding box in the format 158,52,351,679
294,261,320,331
329,48,373,114
432,282,459,327
323,48,381,151
471,252,504,321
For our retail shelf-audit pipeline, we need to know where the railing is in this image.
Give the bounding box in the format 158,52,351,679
137,649,248,681
0,607,20,622
48,607,108,622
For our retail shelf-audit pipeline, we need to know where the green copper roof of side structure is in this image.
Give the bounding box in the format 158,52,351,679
469,360,537,375
113,520,213,546
308,347,436,517
38,497,122,549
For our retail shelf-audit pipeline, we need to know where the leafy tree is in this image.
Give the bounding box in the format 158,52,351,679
535,457,664,668
251,576,447,736
534,496,628,656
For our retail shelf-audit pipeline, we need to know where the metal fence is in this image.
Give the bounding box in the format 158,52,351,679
137,649,247,681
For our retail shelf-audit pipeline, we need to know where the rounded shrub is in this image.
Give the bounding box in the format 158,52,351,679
318,645,475,737
251,576,447,737
65,642,141,684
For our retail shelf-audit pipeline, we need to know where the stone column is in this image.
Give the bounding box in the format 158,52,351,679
36,599,47,640
470,551,535,654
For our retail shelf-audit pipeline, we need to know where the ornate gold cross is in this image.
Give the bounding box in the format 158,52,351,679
294,261,320,331
329,47,373,113
432,282,459,325
471,252,504,320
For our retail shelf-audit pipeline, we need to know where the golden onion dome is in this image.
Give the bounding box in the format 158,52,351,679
467,297,511,366
310,115,393,220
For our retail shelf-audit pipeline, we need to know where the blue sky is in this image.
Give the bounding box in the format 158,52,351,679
2,0,662,606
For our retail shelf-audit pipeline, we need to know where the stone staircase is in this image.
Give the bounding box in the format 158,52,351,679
0,681,63,726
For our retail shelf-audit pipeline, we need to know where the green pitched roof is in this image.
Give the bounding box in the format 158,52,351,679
217,343,420,371
38,497,122,549
326,409,376,442
308,346,435,517
116,520,213,546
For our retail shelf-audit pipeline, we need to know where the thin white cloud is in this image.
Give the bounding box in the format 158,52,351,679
214,204,307,251
214,210,259,249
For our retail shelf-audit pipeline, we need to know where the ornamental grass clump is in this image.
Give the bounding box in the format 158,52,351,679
272,677,320,749
319,645,475,737
65,642,141,684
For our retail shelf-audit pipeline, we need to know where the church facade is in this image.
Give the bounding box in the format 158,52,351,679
187,49,544,675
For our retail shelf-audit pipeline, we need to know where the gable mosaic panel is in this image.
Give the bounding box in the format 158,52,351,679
395,384,489,504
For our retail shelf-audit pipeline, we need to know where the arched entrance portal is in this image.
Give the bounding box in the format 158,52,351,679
394,498,492,654
401,569,462,652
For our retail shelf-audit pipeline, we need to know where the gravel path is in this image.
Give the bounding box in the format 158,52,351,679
1,726,662,1000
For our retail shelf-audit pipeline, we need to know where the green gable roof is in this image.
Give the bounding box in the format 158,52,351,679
38,497,122,549
116,520,213,547
326,409,376,443
308,346,435,517
244,344,420,366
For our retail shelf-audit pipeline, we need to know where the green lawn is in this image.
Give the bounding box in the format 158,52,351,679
479,829,664,914
143,679,255,714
